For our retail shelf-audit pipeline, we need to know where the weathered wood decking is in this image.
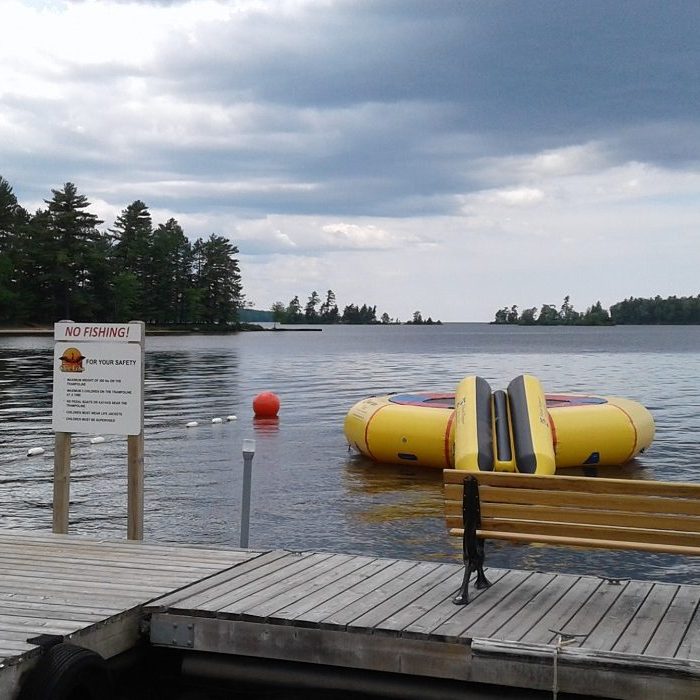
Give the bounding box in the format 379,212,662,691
0,530,258,697
2,530,700,699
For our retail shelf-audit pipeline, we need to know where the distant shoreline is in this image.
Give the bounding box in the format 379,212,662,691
0,324,324,336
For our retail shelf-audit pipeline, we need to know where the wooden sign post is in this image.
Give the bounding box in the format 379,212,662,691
51,321,145,539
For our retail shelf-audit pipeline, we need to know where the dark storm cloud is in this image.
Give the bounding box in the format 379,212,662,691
156,1,699,150
6,0,700,222
85,0,692,220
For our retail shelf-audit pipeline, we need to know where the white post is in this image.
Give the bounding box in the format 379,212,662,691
240,438,255,548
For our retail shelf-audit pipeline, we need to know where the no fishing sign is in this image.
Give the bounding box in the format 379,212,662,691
52,322,144,435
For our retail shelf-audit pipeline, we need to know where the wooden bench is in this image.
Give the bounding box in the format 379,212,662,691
443,470,700,605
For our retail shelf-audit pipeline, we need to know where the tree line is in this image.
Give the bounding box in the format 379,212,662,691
494,294,700,326
0,177,243,326
270,291,382,324
609,295,700,324
270,291,440,325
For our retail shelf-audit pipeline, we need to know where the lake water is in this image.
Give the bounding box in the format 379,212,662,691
1,323,699,584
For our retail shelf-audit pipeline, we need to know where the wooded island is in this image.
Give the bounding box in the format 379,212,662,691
494,294,700,325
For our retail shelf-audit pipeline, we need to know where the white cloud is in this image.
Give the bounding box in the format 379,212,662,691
474,187,546,207
475,143,610,187
320,223,417,250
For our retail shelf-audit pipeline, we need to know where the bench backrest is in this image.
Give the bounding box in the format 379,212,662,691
443,470,700,554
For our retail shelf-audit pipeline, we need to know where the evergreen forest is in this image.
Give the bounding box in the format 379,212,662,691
494,295,700,325
0,177,243,326
270,293,440,325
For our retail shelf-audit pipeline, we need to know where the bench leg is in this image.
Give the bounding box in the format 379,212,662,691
453,476,492,605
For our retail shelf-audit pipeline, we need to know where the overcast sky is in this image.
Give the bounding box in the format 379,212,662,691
2,1,699,321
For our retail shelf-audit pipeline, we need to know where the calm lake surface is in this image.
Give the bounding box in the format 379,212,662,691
1,323,699,584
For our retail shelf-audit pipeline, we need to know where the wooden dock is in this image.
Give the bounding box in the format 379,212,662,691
2,530,700,699
0,530,257,698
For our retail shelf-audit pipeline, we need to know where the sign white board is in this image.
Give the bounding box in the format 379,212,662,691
52,339,143,435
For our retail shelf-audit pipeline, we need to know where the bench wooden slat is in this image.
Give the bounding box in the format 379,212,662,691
476,518,700,548
445,483,700,517
448,529,700,557
444,470,700,498
444,502,700,533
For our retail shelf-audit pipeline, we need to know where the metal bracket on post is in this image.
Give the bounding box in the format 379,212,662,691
150,618,195,648
453,476,491,605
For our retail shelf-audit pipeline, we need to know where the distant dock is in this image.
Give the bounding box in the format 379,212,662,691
1,530,699,699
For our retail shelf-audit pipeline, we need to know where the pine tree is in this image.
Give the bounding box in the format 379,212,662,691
111,200,153,319
147,219,192,324
305,291,320,322
193,234,243,325
41,182,106,320
0,177,27,321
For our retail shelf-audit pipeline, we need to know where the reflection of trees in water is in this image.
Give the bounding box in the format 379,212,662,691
146,350,240,380
343,458,444,525
343,457,443,494
145,350,241,411
0,349,54,450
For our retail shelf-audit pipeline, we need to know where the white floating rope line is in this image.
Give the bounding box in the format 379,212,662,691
186,415,238,428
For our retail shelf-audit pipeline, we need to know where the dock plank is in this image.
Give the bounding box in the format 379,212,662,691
317,561,437,629
584,580,654,651
0,532,251,564
379,568,465,633
224,554,360,618
647,586,700,658
460,571,557,640
349,563,459,633
201,553,337,614
518,574,603,644
295,559,418,627
167,551,322,611
675,595,700,661
490,572,580,642
263,555,380,622
150,550,289,608
543,577,629,646
613,582,678,655
430,569,534,642
401,568,510,640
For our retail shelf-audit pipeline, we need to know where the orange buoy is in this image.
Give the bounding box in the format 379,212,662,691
253,391,280,418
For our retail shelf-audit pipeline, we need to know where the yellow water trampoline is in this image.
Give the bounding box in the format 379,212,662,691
343,374,655,473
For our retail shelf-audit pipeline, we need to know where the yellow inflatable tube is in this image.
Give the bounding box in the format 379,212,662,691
453,376,493,471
